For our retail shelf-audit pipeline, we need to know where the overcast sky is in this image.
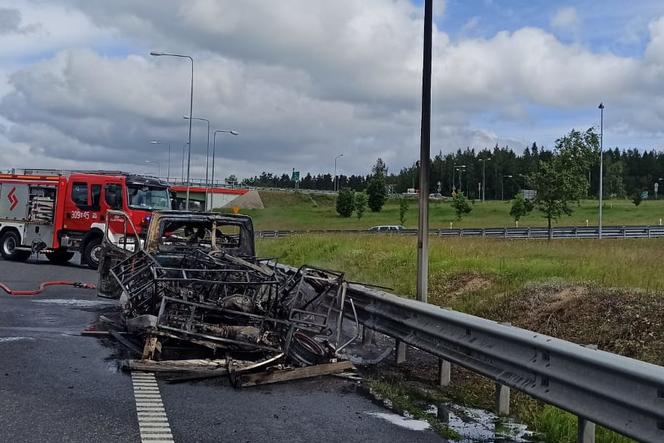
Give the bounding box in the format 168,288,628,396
2,0,664,180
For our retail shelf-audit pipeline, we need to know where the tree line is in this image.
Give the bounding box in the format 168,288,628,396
243,140,664,200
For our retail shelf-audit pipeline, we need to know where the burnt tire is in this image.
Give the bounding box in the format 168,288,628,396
45,249,75,265
83,237,103,270
0,231,30,261
287,332,327,367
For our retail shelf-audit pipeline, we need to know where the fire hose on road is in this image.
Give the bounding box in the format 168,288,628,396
0,280,96,296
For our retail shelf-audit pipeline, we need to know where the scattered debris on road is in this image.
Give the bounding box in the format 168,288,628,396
93,211,359,386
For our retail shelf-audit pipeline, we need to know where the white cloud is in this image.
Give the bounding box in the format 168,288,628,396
1,1,664,178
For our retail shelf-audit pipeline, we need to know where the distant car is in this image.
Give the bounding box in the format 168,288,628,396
369,225,405,233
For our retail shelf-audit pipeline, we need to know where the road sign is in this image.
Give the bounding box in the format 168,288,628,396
291,171,300,182
522,189,536,200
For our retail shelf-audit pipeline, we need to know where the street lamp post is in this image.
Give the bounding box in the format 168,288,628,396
334,154,344,192
598,102,604,239
181,142,188,183
184,116,211,184
150,140,172,181
184,115,210,209
212,129,239,190
150,51,194,210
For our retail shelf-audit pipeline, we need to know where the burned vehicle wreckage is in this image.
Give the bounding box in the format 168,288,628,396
97,210,359,385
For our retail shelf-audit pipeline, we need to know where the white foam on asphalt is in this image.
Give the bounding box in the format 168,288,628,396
32,299,114,307
0,336,33,343
365,412,431,431
131,372,175,443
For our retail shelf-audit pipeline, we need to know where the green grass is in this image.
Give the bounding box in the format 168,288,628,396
533,406,632,443
257,234,659,443
239,191,664,231
257,235,664,297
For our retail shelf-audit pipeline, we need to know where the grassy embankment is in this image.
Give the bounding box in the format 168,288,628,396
241,190,664,231
257,234,664,442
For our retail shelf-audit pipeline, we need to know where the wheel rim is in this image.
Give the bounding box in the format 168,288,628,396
3,236,16,255
90,244,102,264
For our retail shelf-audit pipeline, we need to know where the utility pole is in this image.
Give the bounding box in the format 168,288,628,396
598,102,604,239
416,0,433,304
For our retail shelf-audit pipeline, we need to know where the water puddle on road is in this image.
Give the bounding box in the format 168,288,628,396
436,404,537,442
363,385,539,442
32,299,116,308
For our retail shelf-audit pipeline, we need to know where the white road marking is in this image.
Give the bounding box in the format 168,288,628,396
131,372,175,443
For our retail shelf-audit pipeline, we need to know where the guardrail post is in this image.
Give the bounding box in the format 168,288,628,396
577,417,596,443
395,339,407,364
481,228,485,237
648,226,652,238
527,227,531,238
504,228,507,238
495,383,510,415
623,226,626,239
438,358,451,387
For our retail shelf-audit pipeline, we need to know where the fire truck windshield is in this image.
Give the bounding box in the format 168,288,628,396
127,185,171,211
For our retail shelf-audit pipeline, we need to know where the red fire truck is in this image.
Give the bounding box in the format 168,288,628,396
0,170,171,269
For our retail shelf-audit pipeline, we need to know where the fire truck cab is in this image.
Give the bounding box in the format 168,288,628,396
0,170,171,269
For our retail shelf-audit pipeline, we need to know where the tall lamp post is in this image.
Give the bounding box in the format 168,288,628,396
150,140,171,181
150,51,194,210
334,154,344,192
184,116,211,185
184,115,210,209
598,102,604,239
212,129,239,190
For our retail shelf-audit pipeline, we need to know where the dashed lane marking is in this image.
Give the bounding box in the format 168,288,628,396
131,372,175,443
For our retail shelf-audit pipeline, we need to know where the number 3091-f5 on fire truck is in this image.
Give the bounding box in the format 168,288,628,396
0,170,171,269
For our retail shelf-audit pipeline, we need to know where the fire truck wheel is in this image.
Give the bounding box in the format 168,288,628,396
0,231,30,262
45,249,75,265
83,238,103,270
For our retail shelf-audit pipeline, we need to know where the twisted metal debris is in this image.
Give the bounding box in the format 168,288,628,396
100,211,358,372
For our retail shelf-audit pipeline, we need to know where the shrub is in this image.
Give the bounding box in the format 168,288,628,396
336,188,355,217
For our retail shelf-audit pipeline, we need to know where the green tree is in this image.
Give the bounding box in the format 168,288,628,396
530,128,597,239
509,192,533,222
354,192,368,219
604,161,626,198
451,191,472,220
367,158,387,212
399,197,409,225
336,188,355,217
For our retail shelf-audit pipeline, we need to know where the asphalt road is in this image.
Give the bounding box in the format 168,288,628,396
0,256,443,443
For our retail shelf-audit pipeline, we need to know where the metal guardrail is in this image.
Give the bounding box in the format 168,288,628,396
258,225,664,240
344,283,664,443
